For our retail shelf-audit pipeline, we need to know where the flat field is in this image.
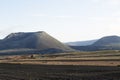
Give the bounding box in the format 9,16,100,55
0,63,120,80
0,50,120,80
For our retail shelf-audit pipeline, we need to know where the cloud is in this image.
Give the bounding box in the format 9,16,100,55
107,0,120,6
31,14,48,17
31,14,83,18
91,0,100,3
92,0,120,6
53,15,83,18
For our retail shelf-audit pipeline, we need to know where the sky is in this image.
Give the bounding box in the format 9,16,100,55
0,0,120,42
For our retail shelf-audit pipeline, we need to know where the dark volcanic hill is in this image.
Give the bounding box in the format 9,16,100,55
92,36,120,47
71,35,120,51
0,31,73,55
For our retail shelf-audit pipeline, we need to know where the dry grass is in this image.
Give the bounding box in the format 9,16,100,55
0,50,120,66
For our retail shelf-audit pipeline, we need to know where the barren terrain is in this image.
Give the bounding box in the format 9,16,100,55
0,50,120,80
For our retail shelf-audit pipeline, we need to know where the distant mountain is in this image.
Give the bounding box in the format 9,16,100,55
0,31,73,55
92,36,120,47
66,40,97,46
70,35,120,51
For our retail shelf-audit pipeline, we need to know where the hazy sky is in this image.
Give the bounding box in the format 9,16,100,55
0,0,120,42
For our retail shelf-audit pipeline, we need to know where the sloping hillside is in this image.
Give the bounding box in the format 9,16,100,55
0,31,73,55
92,36,120,47
71,35,120,51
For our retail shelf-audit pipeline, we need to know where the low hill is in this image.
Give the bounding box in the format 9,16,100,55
71,35,120,51
92,36,120,47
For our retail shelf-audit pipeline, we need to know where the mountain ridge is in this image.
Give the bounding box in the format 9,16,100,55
66,39,97,46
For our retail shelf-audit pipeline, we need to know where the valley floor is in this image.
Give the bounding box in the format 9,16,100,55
0,63,120,80
0,50,120,80
1,59,120,66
